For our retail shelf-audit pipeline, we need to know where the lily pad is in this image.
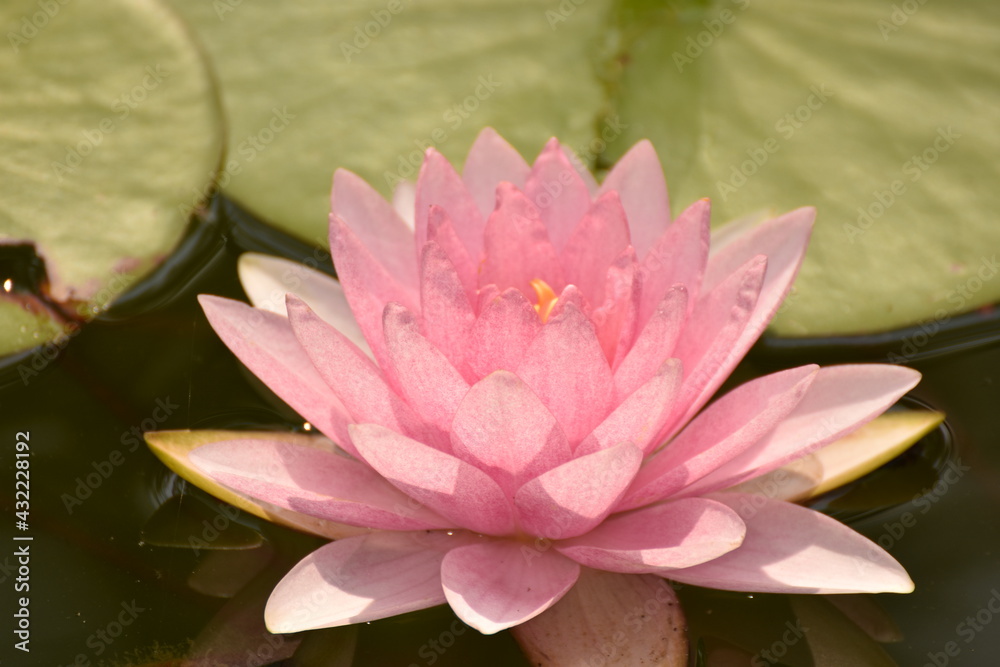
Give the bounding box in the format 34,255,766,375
169,0,614,244
0,0,223,357
609,0,1000,336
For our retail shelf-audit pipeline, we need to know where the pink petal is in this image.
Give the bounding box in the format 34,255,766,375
622,365,819,509
517,301,615,447
190,439,450,531
597,139,670,260
467,288,542,378
708,210,771,255
524,138,592,251
666,494,914,594
680,364,922,496
285,295,429,451
265,531,466,632
331,169,418,290
576,359,682,457
479,183,565,297
441,540,580,634
236,252,369,356
451,371,571,496
392,180,416,229
350,424,515,536
661,255,767,441
592,247,641,366
545,284,590,321
476,283,500,310
329,215,419,367
382,303,470,434
559,191,631,307
514,442,642,540
415,148,485,259
427,206,478,304
638,198,710,328
700,207,814,382
556,498,745,573
511,569,687,666
560,142,600,194
420,242,476,375
198,295,351,448
462,127,531,219
612,285,687,400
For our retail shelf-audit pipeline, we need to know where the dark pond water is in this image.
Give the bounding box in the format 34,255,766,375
1,197,998,666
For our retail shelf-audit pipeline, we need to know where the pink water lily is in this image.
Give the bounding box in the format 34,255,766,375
190,129,918,638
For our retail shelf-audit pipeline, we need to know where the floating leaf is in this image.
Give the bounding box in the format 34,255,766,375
169,0,614,243
145,429,369,540
0,0,223,356
610,0,1000,336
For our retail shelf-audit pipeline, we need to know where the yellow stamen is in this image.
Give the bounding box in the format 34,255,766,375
530,279,558,323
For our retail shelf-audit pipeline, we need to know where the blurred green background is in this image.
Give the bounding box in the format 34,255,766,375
3,0,999,357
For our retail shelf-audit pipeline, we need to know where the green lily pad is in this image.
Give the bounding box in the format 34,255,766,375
609,0,1000,336
0,0,223,356
169,0,614,245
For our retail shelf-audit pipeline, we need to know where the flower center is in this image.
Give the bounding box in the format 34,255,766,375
530,279,558,323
